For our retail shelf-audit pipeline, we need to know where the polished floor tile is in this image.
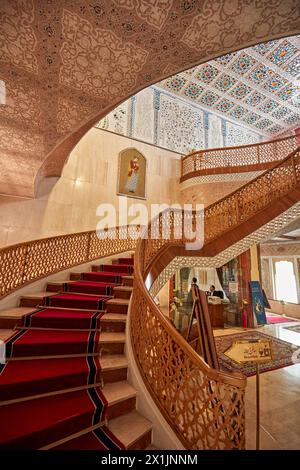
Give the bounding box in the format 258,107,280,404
213,321,300,449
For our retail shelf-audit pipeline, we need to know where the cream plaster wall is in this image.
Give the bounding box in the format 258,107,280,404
157,282,170,312
250,245,260,282
0,128,181,247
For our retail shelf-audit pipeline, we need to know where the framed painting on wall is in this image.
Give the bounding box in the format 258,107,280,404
117,148,147,200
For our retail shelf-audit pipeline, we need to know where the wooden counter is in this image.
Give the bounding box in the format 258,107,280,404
208,302,225,328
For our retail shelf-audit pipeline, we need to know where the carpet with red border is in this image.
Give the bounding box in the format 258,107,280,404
0,258,133,449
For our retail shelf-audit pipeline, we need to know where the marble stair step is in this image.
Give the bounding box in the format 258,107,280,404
100,332,126,356
121,276,134,287
69,272,81,281
0,354,128,404
0,329,16,342
112,257,134,266
106,298,129,314
101,313,127,333
20,292,53,308
21,291,111,312
113,286,133,299
0,381,137,449
47,281,117,296
108,410,152,450
102,381,137,420
101,354,128,384
91,264,133,275
45,409,152,451
2,331,126,359
0,307,36,329
46,282,64,293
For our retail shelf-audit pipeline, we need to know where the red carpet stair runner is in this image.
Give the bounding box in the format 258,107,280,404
0,257,152,450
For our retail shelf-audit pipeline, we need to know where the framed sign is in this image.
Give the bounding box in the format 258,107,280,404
117,148,146,200
224,339,272,364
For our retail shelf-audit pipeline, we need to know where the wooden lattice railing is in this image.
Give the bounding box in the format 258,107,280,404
181,135,298,182
0,226,139,299
131,146,300,449
131,221,247,450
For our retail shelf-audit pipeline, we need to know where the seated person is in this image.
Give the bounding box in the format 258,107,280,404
206,284,224,299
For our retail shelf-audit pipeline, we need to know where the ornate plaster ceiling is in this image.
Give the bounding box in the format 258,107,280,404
0,0,299,198
157,36,300,137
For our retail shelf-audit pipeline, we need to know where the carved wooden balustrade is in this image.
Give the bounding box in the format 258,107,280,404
181,135,298,182
0,226,139,299
131,146,300,450
131,215,247,450
204,147,300,244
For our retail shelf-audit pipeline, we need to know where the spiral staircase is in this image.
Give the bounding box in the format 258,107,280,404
0,136,300,450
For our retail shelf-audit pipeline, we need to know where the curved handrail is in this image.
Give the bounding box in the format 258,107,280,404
203,146,300,246
181,135,298,182
0,225,140,299
131,145,300,449
131,220,246,450
142,146,300,271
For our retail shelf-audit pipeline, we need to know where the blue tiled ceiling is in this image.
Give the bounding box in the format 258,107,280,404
158,36,300,137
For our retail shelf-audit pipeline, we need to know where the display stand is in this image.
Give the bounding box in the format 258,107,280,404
224,338,273,450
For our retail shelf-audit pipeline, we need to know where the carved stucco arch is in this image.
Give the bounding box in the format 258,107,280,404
0,0,299,198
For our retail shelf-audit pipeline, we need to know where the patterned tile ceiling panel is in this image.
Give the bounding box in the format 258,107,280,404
157,36,300,137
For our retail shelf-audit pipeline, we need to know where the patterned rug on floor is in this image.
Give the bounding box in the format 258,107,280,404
214,330,298,377
283,324,300,334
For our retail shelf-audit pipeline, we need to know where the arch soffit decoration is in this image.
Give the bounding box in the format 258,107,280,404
0,0,299,198
119,147,146,160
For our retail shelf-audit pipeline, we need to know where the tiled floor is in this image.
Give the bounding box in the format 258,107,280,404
214,321,300,450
